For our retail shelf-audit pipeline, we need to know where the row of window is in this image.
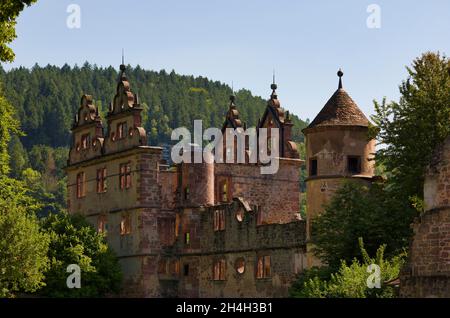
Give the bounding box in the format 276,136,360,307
212,256,270,280
76,122,129,151
76,163,132,198
97,214,131,236
309,155,362,176
158,256,271,280
213,208,245,231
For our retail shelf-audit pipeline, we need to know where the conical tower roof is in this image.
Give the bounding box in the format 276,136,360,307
305,70,369,131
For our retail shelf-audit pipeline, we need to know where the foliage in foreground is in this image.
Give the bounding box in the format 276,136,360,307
370,52,450,206
39,212,122,297
0,175,50,298
290,239,406,298
311,181,415,270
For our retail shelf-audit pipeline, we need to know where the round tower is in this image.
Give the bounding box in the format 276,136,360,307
302,70,376,267
180,145,215,207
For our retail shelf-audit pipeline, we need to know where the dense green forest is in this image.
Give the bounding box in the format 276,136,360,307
0,63,308,149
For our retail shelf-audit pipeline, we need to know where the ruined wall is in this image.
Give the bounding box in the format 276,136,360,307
214,158,303,224
400,136,450,298
175,201,306,298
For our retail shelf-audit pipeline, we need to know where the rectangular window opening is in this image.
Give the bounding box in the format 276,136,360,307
347,156,361,174
310,159,318,176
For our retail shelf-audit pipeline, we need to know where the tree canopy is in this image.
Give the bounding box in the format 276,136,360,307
371,52,450,204
0,0,37,62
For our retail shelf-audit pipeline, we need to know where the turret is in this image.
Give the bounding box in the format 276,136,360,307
302,69,376,267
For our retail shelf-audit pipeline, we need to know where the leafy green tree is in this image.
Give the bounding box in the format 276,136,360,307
0,0,37,62
290,239,406,298
311,181,415,270
0,83,21,174
8,135,29,178
371,52,450,205
39,212,122,297
0,175,50,297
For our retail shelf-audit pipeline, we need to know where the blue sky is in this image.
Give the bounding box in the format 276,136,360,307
4,0,450,121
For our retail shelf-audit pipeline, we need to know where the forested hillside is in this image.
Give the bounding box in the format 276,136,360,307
0,63,308,213
0,63,307,149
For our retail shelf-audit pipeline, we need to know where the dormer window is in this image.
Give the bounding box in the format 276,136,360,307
81,134,90,150
117,122,127,140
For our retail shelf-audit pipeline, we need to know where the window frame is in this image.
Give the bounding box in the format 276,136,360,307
347,155,362,174
96,167,107,193
256,255,271,279
119,162,132,190
213,209,225,231
97,215,107,233
76,172,86,198
116,121,128,140
213,258,226,281
120,213,132,236
309,158,318,176
80,133,90,150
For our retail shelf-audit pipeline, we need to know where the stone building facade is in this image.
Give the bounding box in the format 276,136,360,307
400,136,450,297
66,65,374,297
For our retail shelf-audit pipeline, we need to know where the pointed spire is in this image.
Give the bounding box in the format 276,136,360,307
230,81,236,104
337,68,343,89
119,49,126,79
271,69,278,99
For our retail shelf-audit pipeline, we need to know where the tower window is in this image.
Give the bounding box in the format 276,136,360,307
184,232,190,245
310,159,318,176
183,264,190,276
347,156,361,174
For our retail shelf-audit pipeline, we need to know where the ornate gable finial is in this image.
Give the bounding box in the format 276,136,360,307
72,94,102,129
118,48,127,81
271,69,278,99
109,60,137,115
222,88,242,131
337,68,344,89
268,72,281,108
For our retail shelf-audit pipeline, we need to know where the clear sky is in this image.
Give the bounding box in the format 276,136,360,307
4,0,450,121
